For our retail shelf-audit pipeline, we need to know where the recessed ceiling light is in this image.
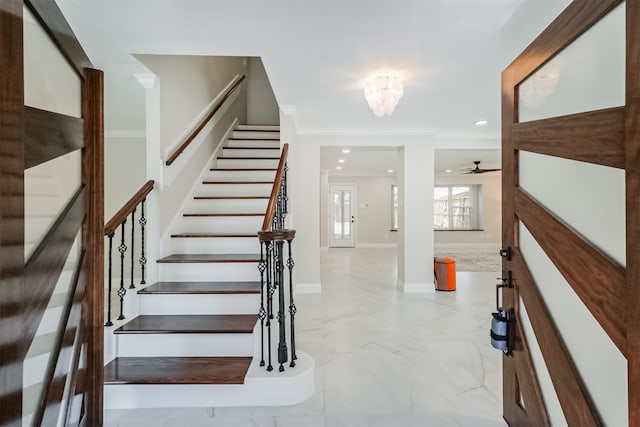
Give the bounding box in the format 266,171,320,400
338,159,345,163
342,149,351,154
387,169,394,173
336,166,342,170
445,169,453,173
474,120,488,126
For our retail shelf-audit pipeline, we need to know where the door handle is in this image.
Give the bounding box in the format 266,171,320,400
351,216,355,223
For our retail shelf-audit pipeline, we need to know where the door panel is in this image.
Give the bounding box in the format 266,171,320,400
329,185,356,248
502,0,635,426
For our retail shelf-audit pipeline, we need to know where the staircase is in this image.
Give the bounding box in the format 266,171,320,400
103,124,313,409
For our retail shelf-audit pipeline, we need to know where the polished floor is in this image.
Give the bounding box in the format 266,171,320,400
105,248,506,427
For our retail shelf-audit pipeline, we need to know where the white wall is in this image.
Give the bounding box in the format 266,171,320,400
326,175,398,247
434,173,501,249
104,136,147,221
289,131,434,292
247,58,279,125
136,54,247,154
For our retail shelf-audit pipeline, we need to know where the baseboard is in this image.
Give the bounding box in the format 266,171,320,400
295,283,322,294
357,243,398,248
397,279,434,293
434,243,500,251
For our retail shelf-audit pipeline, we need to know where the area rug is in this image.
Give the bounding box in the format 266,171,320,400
434,249,502,272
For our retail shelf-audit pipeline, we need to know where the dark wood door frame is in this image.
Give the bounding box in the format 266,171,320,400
502,0,638,425
0,1,104,425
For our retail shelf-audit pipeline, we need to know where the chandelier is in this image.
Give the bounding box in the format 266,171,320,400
364,74,404,117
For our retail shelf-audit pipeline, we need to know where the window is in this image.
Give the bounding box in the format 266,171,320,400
391,185,399,231
434,185,480,230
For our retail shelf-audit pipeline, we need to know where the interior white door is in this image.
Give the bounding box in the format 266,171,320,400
329,185,356,247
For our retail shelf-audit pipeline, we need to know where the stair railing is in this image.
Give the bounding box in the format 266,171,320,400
103,180,154,326
258,143,298,372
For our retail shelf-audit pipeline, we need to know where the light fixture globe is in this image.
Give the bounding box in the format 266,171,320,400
364,74,404,117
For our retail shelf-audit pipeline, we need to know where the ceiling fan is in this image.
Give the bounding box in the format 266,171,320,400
464,160,501,174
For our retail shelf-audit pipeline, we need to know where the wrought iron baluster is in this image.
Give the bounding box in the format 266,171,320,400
276,240,288,372
265,241,274,372
287,238,297,367
258,242,267,367
105,233,115,326
117,221,127,320
139,199,147,285
129,207,136,289
283,163,289,218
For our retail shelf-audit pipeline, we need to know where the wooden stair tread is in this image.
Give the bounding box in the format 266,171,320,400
157,254,259,263
218,156,280,160
138,281,260,294
171,233,258,238
210,168,277,171
114,315,258,334
104,357,252,385
229,137,280,141
182,213,264,217
194,196,269,200
223,146,279,150
202,181,273,184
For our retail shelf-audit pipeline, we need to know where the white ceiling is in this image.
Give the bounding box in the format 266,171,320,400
56,0,569,138
321,147,399,176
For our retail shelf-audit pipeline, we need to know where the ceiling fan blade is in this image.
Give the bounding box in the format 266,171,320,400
478,168,501,172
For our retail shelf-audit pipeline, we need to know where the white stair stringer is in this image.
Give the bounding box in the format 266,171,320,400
103,351,314,409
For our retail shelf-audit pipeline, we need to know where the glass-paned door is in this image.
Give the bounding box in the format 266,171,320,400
329,185,356,247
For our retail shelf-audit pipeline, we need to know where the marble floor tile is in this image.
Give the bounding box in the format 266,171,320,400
105,248,506,427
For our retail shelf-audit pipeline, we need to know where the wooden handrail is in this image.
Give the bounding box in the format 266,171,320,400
165,75,246,166
104,180,155,236
261,144,289,232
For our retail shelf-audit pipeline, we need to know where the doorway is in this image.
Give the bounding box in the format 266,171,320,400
329,184,356,248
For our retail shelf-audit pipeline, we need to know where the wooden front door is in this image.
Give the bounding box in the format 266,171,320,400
0,2,104,426
501,1,639,426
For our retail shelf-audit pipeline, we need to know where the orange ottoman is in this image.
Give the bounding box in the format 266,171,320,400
434,257,456,291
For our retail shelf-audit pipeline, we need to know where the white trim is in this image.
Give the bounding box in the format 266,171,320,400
105,129,146,139
434,243,500,251
357,243,397,248
295,283,322,294
399,280,434,293
134,73,157,89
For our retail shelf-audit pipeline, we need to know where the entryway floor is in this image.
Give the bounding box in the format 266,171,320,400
105,248,506,427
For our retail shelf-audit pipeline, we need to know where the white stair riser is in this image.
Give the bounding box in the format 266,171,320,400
222,148,280,158
168,237,260,254
232,131,280,139
177,216,263,234
198,183,273,196
104,352,313,409
139,294,260,315
157,262,260,282
216,158,279,168
236,124,280,132
186,198,268,212
116,332,255,357
226,140,280,148
207,170,276,181
23,352,49,388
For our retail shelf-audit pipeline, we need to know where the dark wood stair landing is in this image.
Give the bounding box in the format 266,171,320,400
104,357,252,385
114,314,258,334
138,281,261,295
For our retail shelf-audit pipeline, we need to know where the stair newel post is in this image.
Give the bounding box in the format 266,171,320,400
105,233,115,327
117,221,128,320
139,198,147,285
265,240,274,372
129,207,136,289
258,241,267,367
287,237,297,367
276,238,288,372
